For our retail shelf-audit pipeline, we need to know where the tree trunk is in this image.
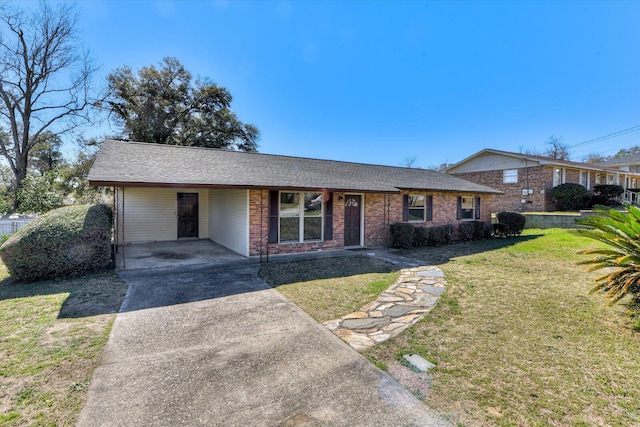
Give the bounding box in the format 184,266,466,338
12,152,28,209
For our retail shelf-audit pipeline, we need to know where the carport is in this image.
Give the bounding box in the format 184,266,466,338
116,240,250,270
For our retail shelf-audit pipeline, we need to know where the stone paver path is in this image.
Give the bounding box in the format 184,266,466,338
323,265,446,351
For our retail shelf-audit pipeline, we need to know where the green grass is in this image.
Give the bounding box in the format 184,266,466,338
0,267,127,426
259,255,400,322
262,230,640,426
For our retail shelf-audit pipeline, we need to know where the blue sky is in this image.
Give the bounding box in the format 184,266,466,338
65,1,640,166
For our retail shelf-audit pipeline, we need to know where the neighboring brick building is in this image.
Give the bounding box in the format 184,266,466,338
446,148,640,212
89,140,501,259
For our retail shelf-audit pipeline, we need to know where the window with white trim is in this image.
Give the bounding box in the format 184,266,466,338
279,192,323,243
606,174,614,185
460,196,474,220
595,174,601,185
503,169,518,184
408,195,426,222
553,167,564,187
579,171,588,188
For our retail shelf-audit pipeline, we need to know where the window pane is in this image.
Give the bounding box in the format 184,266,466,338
408,208,424,222
409,195,425,207
304,217,322,240
280,193,299,217
280,217,299,242
461,196,474,219
503,169,518,183
408,195,425,221
461,197,474,209
280,192,299,242
304,193,322,216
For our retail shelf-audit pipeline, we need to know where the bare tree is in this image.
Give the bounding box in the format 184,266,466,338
400,155,418,168
583,152,607,164
544,135,570,160
0,2,97,198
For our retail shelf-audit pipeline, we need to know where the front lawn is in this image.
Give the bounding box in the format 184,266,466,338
264,230,640,426
259,256,399,321
0,268,127,426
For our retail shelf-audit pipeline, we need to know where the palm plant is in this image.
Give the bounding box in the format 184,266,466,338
576,203,640,305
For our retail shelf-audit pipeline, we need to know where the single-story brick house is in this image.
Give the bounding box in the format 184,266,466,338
446,148,640,212
88,140,501,257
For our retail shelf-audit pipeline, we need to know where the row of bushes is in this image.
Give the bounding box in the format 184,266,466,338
551,184,625,211
390,223,456,249
389,211,527,249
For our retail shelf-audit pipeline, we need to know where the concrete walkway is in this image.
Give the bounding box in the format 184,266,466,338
77,261,451,426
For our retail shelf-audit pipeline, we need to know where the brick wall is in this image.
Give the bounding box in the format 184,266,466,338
451,166,549,212
248,189,494,256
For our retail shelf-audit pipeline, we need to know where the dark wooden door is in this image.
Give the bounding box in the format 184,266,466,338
344,195,361,246
177,193,199,238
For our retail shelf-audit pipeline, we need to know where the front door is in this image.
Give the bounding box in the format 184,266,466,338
177,193,199,238
344,195,361,246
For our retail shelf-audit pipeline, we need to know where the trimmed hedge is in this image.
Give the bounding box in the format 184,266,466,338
390,222,415,249
496,211,526,236
0,204,113,282
587,184,625,207
459,220,491,241
551,183,588,211
413,226,429,247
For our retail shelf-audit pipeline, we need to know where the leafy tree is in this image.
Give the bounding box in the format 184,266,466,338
29,132,63,176
613,146,640,159
544,135,570,160
14,172,64,213
58,142,107,204
106,57,259,152
0,2,97,199
576,204,640,305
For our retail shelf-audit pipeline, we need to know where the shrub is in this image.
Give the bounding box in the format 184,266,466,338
458,222,475,241
413,226,429,247
426,225,454,246
390,222,415,249
459,221,491,241
0,233,9,245
481,221,493,239
591,184,625,207
443,224,455,243
496,211,526,236
576,203,640,305
593,184,624,198
0,204,112,282
551,183,588,211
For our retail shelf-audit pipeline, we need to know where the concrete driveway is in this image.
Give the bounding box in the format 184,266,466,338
77,261,450,426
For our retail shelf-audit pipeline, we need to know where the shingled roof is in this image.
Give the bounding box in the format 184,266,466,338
598,153,640,167
88,140,501,194
446,148,625,173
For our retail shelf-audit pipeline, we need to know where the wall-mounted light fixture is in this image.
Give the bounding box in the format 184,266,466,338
338,196,344,201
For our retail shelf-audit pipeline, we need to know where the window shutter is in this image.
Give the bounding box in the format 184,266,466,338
268,191,279,243
324,192,333,240
456,196,462,220
402,194,409,222
427,195,433,221
475,196,481,219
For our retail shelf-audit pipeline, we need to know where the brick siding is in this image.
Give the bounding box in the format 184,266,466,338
249,189,493,256
452,166,616,212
